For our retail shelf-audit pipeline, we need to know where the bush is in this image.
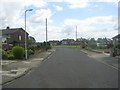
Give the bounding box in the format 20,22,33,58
1,49,8,60
28,46,35,52
12,46,24,59
28,49,34,55
116,43,120,49
47,42,51,49
6,50,15,60
6,50,12,55
88,43,97,49
8,54,15,60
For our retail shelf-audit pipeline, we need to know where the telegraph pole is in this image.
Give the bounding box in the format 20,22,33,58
76,26,77,41
46,18,48,42
45,18,48,51
76,26,77,48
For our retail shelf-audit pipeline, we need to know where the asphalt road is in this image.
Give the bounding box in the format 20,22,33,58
3,48,118,88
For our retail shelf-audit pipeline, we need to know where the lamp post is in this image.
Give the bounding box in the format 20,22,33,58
25,9,33,60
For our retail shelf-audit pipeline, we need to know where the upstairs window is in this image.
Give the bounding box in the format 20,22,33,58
19,35,22,40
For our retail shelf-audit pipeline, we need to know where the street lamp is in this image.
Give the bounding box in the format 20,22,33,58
25,9,33,60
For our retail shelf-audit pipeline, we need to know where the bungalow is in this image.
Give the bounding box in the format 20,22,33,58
1,27,29,50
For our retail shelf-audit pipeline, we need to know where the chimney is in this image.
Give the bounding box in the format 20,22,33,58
6,26,10,29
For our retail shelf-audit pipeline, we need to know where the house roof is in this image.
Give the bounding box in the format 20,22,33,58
2,28,29,35
112,34,120,39
62,39,75,41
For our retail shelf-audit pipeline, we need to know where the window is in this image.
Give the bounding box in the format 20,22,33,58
19,35,22,40
2,36,7,43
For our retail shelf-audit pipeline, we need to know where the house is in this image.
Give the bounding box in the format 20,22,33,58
112,34,120,47
0,31,2,48
1,27,29,50
61,39,75,45
96,43,107,47
49,40,60,46
110,34,120,56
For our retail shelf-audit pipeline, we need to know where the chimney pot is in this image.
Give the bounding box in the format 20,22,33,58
6,26,10,29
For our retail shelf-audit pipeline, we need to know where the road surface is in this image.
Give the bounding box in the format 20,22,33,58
3,48,118,88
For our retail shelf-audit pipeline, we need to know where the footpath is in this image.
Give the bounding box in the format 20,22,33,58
0,49,56,85
80,49,119,71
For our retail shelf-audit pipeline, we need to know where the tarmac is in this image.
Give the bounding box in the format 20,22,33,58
80,49,119,70
0,48,119,86
0,49,56,85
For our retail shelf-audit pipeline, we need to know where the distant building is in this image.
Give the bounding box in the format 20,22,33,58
49,40,60,46
96,43,107,47
61,39,75,45
1,27,29,50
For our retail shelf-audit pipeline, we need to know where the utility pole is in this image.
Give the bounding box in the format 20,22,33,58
76,26,77,48
46,18,47,42
45,18,48,51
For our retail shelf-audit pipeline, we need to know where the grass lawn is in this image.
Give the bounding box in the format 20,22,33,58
52,45,81,48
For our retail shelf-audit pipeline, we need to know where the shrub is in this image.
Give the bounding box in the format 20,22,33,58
0,49,8,60
12,46,24,59
28,46,35,52
28,49,34,55
8,54,15,60
6,50,12,55
6,50,15,60
46,42,51,49
116,43,120,49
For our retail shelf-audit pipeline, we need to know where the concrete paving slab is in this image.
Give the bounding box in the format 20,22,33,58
1,68,31,85
1,61,17,66
80,49,119,70
32,58,44,61
1,49,55,85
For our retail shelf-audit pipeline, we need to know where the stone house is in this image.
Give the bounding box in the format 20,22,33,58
1,27,29,50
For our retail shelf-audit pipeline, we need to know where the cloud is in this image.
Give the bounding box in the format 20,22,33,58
62,16,118,39
47,0,118,9
1,0,47,8
54,5,63,11
30,9,53,24
26,25,62,42
0,0,118,42
0,0,47,29
65,0,90,9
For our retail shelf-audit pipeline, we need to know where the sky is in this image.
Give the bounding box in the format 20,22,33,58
0,0,119,42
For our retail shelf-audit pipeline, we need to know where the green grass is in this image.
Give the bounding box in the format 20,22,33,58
52,45,80,48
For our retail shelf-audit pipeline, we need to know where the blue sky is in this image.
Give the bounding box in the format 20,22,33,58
38,2,117,26
0,0,118,42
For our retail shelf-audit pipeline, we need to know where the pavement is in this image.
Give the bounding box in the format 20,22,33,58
0,49,56,85
80,49,119,70
3,48,118,88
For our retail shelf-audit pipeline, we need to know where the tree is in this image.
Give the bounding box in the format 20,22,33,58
87,38,97,49
28,36,36,46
